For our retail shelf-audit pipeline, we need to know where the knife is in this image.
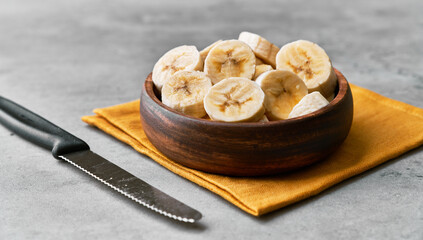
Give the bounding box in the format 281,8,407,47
0,96,202,223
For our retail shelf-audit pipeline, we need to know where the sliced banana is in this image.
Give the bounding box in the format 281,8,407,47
204,40,256,85
204,77,265,122
253,64,273,80
200,40,223,64
256,70,308,120
288,91,329,118
238,31,280,68
152,45,203,92
258,115,269,122
276,40,337,98
162,71,212,118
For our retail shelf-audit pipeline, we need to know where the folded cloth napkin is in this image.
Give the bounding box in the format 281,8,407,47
82,84,423,216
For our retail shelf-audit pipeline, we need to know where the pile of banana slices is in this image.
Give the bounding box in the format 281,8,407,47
152,32,337,123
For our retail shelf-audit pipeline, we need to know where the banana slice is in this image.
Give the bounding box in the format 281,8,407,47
162,71,212,118
276,40,337,98
253,64,273,80
152,45,203,92
258,115,269,122
204,40,256,85
255,70,308,120
238,31,280,68
204,77,265,122
200,40,223,63
288,91,329,118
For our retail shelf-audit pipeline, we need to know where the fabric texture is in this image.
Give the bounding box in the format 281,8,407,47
82,84,423,216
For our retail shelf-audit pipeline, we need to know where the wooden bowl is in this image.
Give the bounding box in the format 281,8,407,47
140,69,353,176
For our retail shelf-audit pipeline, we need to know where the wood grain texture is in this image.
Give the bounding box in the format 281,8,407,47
140,69,353,176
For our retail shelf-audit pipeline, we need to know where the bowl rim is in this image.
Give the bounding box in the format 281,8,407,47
143,68,349,127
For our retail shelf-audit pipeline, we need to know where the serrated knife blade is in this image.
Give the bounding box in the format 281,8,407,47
59,151,202,222
0,96,202,223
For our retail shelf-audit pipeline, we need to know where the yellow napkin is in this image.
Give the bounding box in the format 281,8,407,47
82,84,423,216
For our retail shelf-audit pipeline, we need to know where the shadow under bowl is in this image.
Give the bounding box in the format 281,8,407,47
140,68,353,176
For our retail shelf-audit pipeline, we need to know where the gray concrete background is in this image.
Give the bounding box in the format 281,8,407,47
0,0,422,239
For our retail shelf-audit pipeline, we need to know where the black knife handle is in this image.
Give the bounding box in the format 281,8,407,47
0,96,90,158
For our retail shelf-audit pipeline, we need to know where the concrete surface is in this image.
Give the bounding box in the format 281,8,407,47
0,0,422,239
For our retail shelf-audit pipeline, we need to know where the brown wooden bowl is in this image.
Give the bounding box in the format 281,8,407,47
139,68,353,176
